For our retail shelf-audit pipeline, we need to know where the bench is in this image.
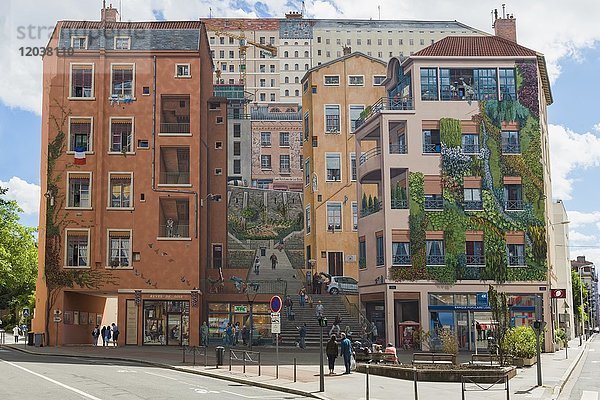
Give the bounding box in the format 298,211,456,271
412,352,456,365
371,352,398,364
469,353,513,366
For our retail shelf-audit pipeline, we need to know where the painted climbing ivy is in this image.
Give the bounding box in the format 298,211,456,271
390,61,547,284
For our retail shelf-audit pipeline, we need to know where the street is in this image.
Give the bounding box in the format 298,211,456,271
561,335,600,400
0,347,308,399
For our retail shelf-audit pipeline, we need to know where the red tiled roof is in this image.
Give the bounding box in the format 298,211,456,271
60,21,203,29
414,36,538,57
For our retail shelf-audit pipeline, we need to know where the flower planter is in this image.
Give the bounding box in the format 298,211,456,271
513,356,536,368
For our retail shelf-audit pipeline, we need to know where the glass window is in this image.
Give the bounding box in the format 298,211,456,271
392,242,410,265
114,36,131,50
305,205,311,233
66,231,89,267
71,64,93,98
352,202,358,230
260,155,271,169
176,64,190,77
473,69,498,100
233,124,241,138
324,76,340,85
108,231,130,267
422,129,441,153
420,68,438,100
348,76,364,86
159,198,189,238
499,68,516,100
349,105,365,133
376,236,384,265
359,239,366,269
373,75,386,85
429,293,454,306
426,240,444,265
327,203,342,231
279,155,290,172
110,119,133,153
111,65,134,97
501,131,520,153
466,241,484,265
462,134,480,153
71,36,87,49
325,105,340,133
350,153,357,181
279,132,290,147
68,175,90,208
260,132,271,146
69,118,92,152
233,159,241,174
233,141,241,156
504,184,523,210
507,244,525,266
159,147,189,184
326,153,341,181
110,175,131,208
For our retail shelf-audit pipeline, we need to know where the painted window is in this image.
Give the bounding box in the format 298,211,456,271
420,68,438,100
305,205,311,234
110,119,133,153
325,153,341,181
69,118,92,152
392,242,410,265
70,64,94,98
260,132,271,147
66,231,89,267
325,105,340,133
261,155,272,169
499,68,517,100
349,105,365,133
327,203,342,231
68,174,90,208
111,64,134,97
109,174,131,208
108,231,131,267
426,240,445,265
376,236,384,265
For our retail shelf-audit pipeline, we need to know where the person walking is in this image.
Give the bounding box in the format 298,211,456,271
315,300,324,318
284,295,294,320
101,326,107,346
329,323,340,338
224,322,233,346
270,253,278,270
326,335,339,375
312,273,319,294
297,323,307,349
340,332,352,374
103,325,112,347
241,325,249,346
111,323,120,346
200,322,209,347
298,287,306,307
234,322,240,346
92,325,100,346
254,255,260,275
13,326,19,343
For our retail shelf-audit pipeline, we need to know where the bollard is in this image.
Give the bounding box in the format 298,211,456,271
205,346,208,367
183,346,186,363
294,358,297,382
413,367,418,400
229,350,232,371
506,374,510,400
192,346,197,367
258,352,262,376
366,364,370,400
243,352,247,374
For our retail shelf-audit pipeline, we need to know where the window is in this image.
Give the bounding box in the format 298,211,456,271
260,78,266,87
466,241,484,265
462,134,480,154
377,38,382,45
233,141,241,156
507,244,525,266
422,129,441,153
159,198,189,238
261,155,272,169
317,36,322,43
299,154,304,170
175,64,190,77
260,93,266,101
233,159,241,174
294,77,299,84
284,51,289,58
294,64,299,71
110,119,133,153
270,93,276,101
326,51,331,58
312,136,318,147
420,39,425,45
349,105,365,133
324,75,340,86
373,75,386,85
65,230,89,267
304,158,310,185
348,75,364,86
159,147,189,185
304,113,310,140
388,38,393,45
109,173,132,208
504,184,523,210
270,79,275,87
424,194,443,210
70,64,94,98
279,132,290,147
294,50,299,57
326,153,341,181
111,64,134,97
284,89,290,96
229,65,234,72
392,242,410,265
280,155,290,173
220,63,227,71
426,240,445,265
359,238,366,269
305,205,311,234
233,124,241,138
399,39,403,45
219,50,224,58
260,132,271,147
376,236,384,265
463,188,482,210
69,117,92,152
499,68,516,100
501,131,520,154
270,64,276,72
219,37,225,44
325,105,340,133
352,202,358,231
367,39,371,45
114,36,131,50
420,68,438,100
409,38,414,45
473,69,498,100
350,153,357,181
71,36,88,49
108,230,131,267
295,89,299,96
336,38,341,45
270,37,275,45
304,51,309,57
67,173,91,208
229,50,234,58
327,203,342,231
326,38,330,44
260,37,266,45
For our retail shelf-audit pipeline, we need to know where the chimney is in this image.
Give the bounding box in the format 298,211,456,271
577,256,587,263
101,3,120,22
494,15,517,42
285,11,303,19
342,46,351,56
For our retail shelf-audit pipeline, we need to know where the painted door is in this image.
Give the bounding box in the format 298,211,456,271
328,252,343,276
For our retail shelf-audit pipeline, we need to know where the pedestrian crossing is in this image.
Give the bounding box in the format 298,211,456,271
581,391,599,400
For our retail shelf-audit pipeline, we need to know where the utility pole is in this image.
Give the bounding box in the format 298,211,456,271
318,316,327,392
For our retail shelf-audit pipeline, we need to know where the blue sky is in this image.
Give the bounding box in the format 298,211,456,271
1,0,600,264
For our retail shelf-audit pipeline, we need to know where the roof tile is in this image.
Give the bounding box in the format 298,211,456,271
414,36,537,57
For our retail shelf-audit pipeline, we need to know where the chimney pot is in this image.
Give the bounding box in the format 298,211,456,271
101,4,120,22
494,16,517,42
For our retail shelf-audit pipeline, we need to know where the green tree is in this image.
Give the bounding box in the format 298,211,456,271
488,285,511,365
0,187,38,324
572,269,589,325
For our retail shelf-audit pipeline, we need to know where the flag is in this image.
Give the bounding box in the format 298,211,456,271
74,147,86,165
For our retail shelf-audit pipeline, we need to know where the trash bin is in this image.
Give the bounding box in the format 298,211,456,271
34,333,44,347
216,346,225,366
27,332,34,346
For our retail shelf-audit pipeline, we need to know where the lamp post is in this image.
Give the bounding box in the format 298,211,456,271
579,266,585,345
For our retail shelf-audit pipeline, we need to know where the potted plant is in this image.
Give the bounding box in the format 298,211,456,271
505,326,537,367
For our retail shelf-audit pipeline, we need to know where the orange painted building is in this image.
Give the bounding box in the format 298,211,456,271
32,7,227,346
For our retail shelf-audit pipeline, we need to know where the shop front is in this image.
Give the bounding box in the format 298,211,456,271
143,300,190,346
207,302,273,344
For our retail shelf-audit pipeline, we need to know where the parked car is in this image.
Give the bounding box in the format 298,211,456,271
327,276,358,295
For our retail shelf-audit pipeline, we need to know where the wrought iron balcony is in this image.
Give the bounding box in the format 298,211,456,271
508,255,526,266
502,143,521,154
389,143,408,154
355,96,414,129
423,143,441,153
393,254,411,266
391,199,408,209
160,123,190,134
505,200,524,211
466,255,485,266
359,147,382,165
424,197,444,210
463,200,483,211
462,144,480,154
159,224,190,238
426,255,445,265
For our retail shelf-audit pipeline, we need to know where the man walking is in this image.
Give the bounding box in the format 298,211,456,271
111,323,120,346
298,287,306,307
284,295,293,320
200,322,209,347
92,325,100,346
340,332,352,374
297,323,307,349
270,253,278,270
315,300,324,318
13,326,19,343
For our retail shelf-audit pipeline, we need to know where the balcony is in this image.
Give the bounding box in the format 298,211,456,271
508,255,526,266
214,84,246,100
355,96,414,129
463,200,483,211
161,95,190,135
426,255,445,265
159,224,190,238
393,254,411,266
466,254,485,266
360,201,382,218
389,143,408,154
424,197,444,210
502,143,521,154
160,171,190,185
359,147,381,166
391,199,408,209
376,255,385,266
505,200,524,211
462,144,480,154
160,123,190,134
423,143,441,153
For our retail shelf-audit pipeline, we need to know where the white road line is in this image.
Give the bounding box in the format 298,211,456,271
221,390,288,399
143,370,180,381
581,391,599,400
0,358,103,400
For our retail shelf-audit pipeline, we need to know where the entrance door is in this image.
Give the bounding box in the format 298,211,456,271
167,314,182,345
456,311,469,350
328,252,343,276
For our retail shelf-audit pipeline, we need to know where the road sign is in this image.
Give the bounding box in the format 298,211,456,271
53,316,62,323
270,295,282,313
551,289,567,298
271,312,281,334
22,308,30,317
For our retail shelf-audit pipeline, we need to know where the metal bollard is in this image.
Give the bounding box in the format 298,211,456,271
366,364,370,400
183,346,186,363
413,367,418,400
229,350,232,371
243,352,247,374
506,374,510,400
205,347,208,367
258,352,261,376
193,346,197,367
294,358,297,382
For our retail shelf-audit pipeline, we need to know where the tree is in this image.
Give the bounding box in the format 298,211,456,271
488,285,511,365
572,269,589,330
0,187,38,325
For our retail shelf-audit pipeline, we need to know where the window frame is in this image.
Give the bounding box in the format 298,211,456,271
325,152,342,182
114,36,131,50
279,131,290,147
323,75,340,86
373,75,386,86
67,116,94,153
304,158,310,186
305,205,311,234
351,201,358,231
68,63,95,100
108,116,135,154
350,152,357,181
260,154,272,170
348,75,365,86
279,154,291,173
110,63,135,98
66,171,92,210
64,228,91,268
175,63,191,78
70,35,88,50
107,229,133,269
326,201,343,232
324,104,341,133
260,131,272,147
348,104,365,133
107,172,134,210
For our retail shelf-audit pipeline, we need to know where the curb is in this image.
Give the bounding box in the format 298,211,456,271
4,345,320,399
550,335,595,400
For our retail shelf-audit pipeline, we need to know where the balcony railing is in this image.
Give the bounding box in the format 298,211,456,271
360,201,382,218
466,255,485,266
359,258,366,269
160,122,190,134
159,224,190,238
424,198,444,210
426,255,445,265
376,255,385,266
508,255,526,266
463,200,483,211
505,200,524,211
423,143,441,153
389,143,408,154
160,172,190,185
393,254,411,265
462,144,480,154
502,143,521,154
359,147,381,165
391,199,408,209
355,96,414,129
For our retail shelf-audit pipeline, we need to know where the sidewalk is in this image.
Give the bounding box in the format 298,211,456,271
5,336,592,400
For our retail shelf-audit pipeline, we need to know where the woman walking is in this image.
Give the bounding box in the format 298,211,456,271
326,334,339,375
103,325,112,347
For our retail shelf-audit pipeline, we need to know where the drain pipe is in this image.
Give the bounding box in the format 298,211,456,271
151,55,198,239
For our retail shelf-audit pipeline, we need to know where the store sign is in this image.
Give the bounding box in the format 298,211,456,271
148,294,185,299
234,305,248,313
476,292,488,307
551,289,567,298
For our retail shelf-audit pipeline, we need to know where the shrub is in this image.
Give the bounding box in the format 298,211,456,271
504,326,537,359
439,328,458,355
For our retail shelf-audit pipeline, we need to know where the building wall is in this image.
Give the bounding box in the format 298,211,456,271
552,200,575,339
227,115,252,185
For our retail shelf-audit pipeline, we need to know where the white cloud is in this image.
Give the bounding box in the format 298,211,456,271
0,176,40,215
569,231,597,243
549,124,600,200
566,210,600,229
594,123,600,132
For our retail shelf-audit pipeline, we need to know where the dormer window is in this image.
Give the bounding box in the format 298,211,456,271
71,36,88,50
114,36,131,50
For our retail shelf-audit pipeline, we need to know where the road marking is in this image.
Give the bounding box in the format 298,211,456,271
589,349,596,352
581,391,599,400
222,391,288,399
0,358,103,400
143,370,180,381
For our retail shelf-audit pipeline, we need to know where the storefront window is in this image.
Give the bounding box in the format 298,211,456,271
429,293,454,306
143,300,189,346
455,294,468,306
207,302,272,344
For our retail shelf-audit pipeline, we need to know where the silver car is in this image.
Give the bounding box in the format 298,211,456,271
327,276,358,294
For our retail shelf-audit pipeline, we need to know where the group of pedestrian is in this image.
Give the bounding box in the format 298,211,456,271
92,323,119,346
312,273,323,294
223,321,241,346
326,332,353,375
253,252,279,276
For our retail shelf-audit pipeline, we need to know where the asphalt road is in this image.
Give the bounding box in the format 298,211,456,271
561,335,600,400
0,347,308,399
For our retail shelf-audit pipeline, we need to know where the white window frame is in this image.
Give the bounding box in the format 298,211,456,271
261,154,272,170
326,201,343,232
323,75,340,86
64,228,91,268
106,229,133,269
305,205,311,235
107,172,134,210
324,104,341,133
110,63,136,99
68,63,95,100
348,75,365,86
279,154,291,173
108,116,135,155
175,63,191,78
66,171,92,210
70,35,88,50
352,201,358,231
67,116,94,154
114,36,131,50
325,152,342,182
373,75,386,86
350,152,357,182
279,131,290,147
260,131,272,147
348,104,365,133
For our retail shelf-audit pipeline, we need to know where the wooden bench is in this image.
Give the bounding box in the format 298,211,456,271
412,352,456,365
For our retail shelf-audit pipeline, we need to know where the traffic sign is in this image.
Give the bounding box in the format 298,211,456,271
270,295,282,313
53,316,62,323
551,289,567,298
271,312,281,334
22,308,30,317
